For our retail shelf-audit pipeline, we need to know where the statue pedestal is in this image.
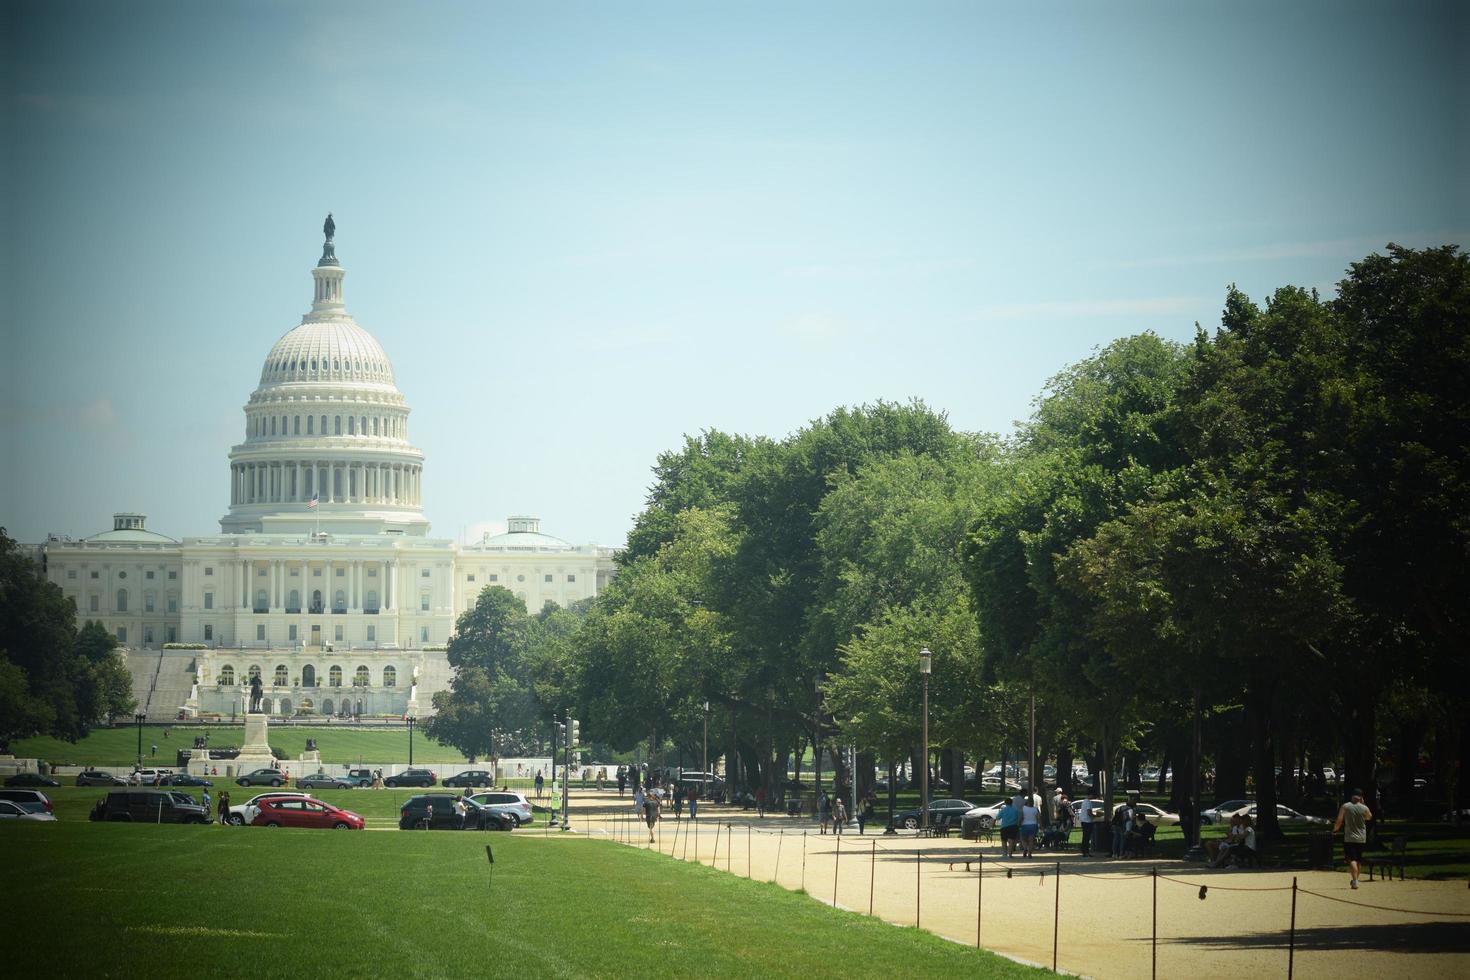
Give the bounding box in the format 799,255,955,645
236,711,276,770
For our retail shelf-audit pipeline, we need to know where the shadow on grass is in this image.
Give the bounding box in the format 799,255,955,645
1167,921,1470,954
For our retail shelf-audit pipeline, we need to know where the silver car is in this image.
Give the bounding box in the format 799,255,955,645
0,799,56,821
469,791,534,827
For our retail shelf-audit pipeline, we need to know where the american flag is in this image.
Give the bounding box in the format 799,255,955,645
308,492,318,510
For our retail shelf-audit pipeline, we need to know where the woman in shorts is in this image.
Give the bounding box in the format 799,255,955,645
1020,799,1041,857
997,799,1020,857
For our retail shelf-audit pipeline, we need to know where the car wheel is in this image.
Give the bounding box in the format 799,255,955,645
385,780,397,788
902,816,919,830
979,816,995,830
236,779,247,786
264,821,280,827
229,814,245,825
507,814,521,828
270,779,282,787
333,821,350,830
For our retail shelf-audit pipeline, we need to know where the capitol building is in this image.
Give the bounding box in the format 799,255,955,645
34,219,617,721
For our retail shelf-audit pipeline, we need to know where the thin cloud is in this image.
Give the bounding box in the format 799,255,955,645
1108,233,1468,270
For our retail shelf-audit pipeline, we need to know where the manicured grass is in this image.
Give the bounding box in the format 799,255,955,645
12,724,478,766
3,822,1042,979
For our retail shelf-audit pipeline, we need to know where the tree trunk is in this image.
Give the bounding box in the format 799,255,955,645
1056,744,1074,797
1213,708,1250,803
1246,686,1282,840
1340,695,1377,820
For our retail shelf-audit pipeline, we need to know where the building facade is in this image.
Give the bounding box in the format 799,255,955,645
35,221,616,720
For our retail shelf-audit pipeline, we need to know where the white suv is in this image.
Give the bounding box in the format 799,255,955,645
228,791,313,826
469,791,533,827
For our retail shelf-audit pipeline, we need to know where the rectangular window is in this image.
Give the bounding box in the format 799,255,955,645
167,597,177,613
288,625,298,641
67,570,77,579
489,574,498,582
205,567,213,576
91,571,99,579
467,574,475,582
367,568,377,577
290,568,299,577
144,627,153,644
567,574,576,583
256,625,266,641
146,570,154,580
544,574,553,583
421,568,431,577
420,595,429,611
259,568,267,577
420,626,429,642
117,627,126,643
203,625,213,641
313,568,322,577
366,625,375,642
145,595,154,612
204,592,214,610
168,570,177,580
334,625,343,641
336,567,344,577
89,595,99,612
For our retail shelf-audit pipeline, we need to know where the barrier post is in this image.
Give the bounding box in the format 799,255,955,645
916,846,922,929
869,839,877,916
773,830,784,884
977,851,983,948
727,823,733,872
1289,876,1298,980
748,825,752,878
833,834,841,906
1053,860,1061,972
801,831,807,892
1151,866,1158,980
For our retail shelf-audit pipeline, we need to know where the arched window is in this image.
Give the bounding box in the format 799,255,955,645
271,417,277,435
334,589,346,612
383,665,396,687
355,665,370,687
293,416,300,435
334,416,341,435
360,416,367,434
322,698,333,716
302,664,316,687
311,590,323,614
259,697,272,714
329,665,342,687
355,699,363,716
373,417,379,435
219,664,235,685
256,589,268,611
248,664,262,682
274,664,288,686
279,698,291,715
116,589,127,611
348,416,356,435
288,589,300,611
307,415,314,434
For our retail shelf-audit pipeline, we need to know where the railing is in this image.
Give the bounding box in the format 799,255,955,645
285,607,301,614
253,607,268,614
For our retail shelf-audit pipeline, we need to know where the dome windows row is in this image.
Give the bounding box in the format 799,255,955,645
249,413,405,440
261,355,391,382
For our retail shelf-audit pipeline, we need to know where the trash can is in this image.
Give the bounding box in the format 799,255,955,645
1307,833,1334,869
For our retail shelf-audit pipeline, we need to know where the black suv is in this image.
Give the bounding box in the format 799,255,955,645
398,794,511,831
90,790,211,824
442,770,494,788
384,768,437,788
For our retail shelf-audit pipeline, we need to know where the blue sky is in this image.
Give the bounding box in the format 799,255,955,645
3,0,1465,547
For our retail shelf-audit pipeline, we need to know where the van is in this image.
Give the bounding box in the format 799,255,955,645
91,790,210,824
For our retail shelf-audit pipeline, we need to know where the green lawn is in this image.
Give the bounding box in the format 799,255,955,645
12,724,478,766
3,822,1041,979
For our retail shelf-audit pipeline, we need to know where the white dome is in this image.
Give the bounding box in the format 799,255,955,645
258,320,397,389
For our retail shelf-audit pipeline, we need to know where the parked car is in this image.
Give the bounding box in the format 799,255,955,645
90,790,210,824
76,770,127,787
252,797,364,830
228,791,313,825
384,768,438,788
341,768,376,787
892,798,975,831
0,799,56,821
1200,799,1254,825
128,768,173,785
297,772,353,790
677,772,726,796
468,790,534,827
162,773,213,787
398,793,512,831
1123,802,1180,827
0,789,54,815
4,773,60,788
960,798,1012,837
443,770,495,789
981,775,1022,792
1228,803,1329,826
236,768,288,787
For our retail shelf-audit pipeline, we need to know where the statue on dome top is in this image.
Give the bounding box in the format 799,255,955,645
323,212,336,243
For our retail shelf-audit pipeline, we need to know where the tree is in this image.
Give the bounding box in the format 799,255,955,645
424,586,537,760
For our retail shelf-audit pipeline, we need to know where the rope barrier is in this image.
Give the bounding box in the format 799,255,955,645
1157,874,1295,892
1298,888,1470,917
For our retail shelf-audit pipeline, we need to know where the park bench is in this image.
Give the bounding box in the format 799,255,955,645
1366,835,1408,881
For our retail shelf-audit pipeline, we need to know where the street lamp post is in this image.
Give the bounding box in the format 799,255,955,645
135,712,146,768
406,715,416,767
702,700,710,793
919,647,932,832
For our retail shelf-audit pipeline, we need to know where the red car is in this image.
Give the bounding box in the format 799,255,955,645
251,797,364,830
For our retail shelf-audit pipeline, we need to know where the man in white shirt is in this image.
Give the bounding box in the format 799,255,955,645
1077,796,1093,856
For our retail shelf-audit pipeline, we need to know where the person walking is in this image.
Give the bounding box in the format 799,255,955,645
534,770,544,800
998,798,1021,857
202,788,211,814
617,766,627,797
832,797,847,836
755,784,767,818
817,791,830,835
1333,789,1374,889
643,788,661,843
858,789,876,835
1020,796,1041,857
217,791,230,826
687,784,699,821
